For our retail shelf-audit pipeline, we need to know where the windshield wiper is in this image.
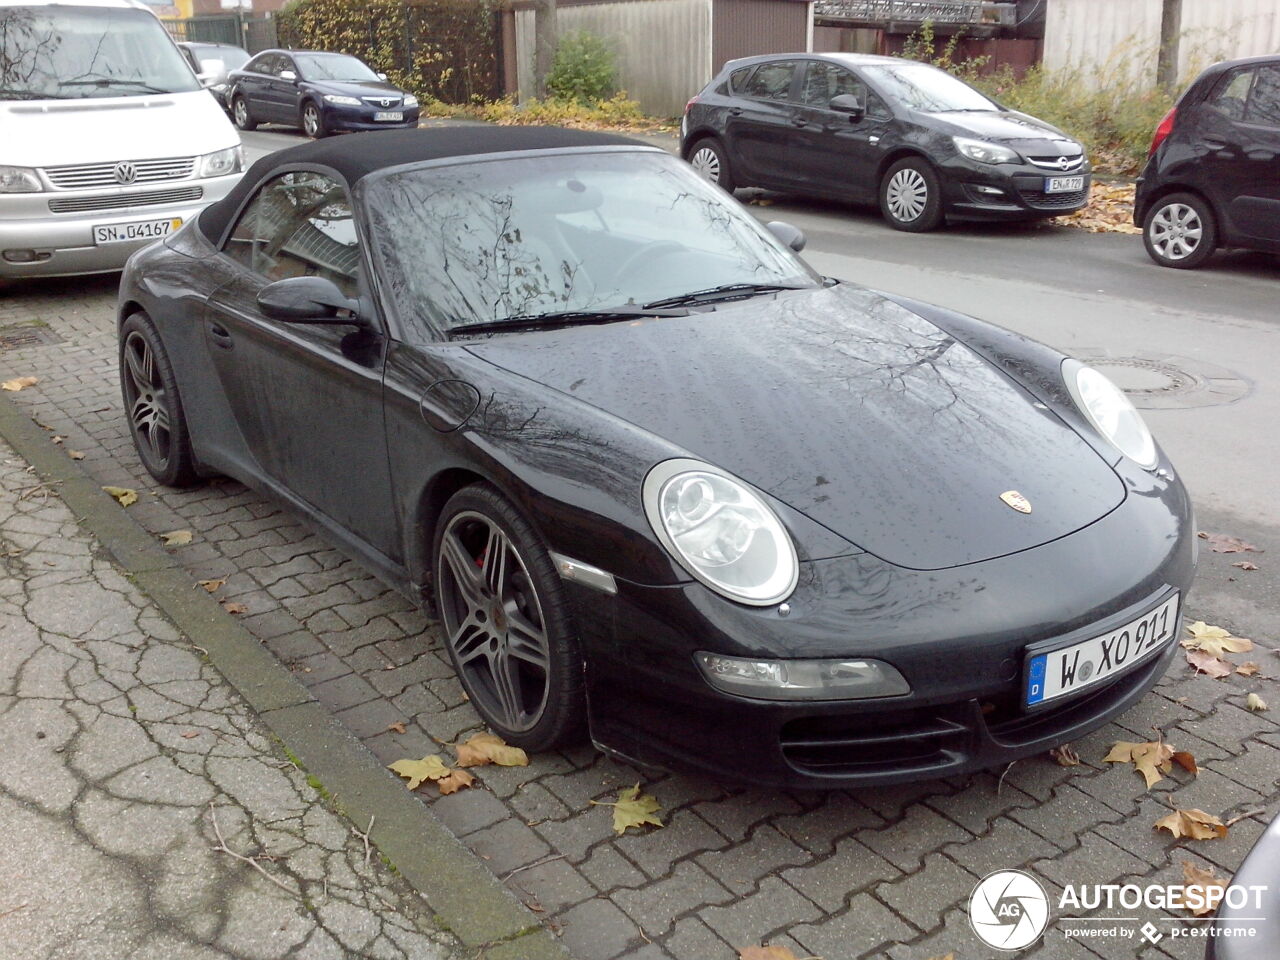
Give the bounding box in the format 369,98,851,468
62,78,174,94
644,282,809,308
449,305,690,338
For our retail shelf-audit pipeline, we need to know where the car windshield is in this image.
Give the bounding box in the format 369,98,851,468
364,151,820,336
294,53,379,82
0,4,200,99
862,62,998,113
193,44,249,72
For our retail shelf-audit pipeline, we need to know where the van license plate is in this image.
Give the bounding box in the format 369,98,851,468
93,217,182,245
1045,176,1084,194
1025,593,1179,707
374,111,403,122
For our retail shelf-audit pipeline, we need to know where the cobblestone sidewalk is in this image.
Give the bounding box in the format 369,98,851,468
2,277,1278,960
0,440,460,960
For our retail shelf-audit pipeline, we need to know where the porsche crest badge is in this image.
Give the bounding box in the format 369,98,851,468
1000,490,1032,514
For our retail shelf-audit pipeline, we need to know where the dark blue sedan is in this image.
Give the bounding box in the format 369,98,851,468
229,49,420,138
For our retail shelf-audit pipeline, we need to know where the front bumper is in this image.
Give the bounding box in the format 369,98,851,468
938,155,1092,221
0,173,240,279
321,102,421,133
1207,812,1279,959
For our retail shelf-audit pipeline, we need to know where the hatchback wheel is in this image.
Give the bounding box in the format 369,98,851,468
433,485,586,750
301,102,327,139
880,157,944,232
688,138,735,192
119,313,199,487
1143,193,1217,269
232,95,256,131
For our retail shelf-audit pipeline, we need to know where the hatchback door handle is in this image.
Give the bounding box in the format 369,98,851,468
209,323,234,349
790,116,807,127
1202,137,1229,150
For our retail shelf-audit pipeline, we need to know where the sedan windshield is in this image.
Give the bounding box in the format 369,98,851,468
862,63,998,113
0,5,199,99
294,53,379,83
365,151,820,336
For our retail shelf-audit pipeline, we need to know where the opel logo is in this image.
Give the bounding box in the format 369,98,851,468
1057,156,1073,170
1000,490,1032,514
113,161,137,185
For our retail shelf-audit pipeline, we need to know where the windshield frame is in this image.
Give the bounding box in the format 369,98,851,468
357,145,822,342
293,52,380,83
861,62,1000,114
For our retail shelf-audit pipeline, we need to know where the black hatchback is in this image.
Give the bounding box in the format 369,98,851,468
1135,56,1280,269
681,53,1090,231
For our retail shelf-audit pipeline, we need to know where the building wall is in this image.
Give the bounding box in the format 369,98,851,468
711,0,813,71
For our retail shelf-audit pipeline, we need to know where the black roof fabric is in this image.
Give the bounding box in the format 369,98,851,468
199,126,647,243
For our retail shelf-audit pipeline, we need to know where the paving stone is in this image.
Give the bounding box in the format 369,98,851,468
504,856,596,914
427,789,512,837
615,808,731,879
875,852,978,932
789,891,917,959
579,843,648,893
859,803,975,872
612,861,734,937
695,824,811,895
465,817,552,874
308,672,379,712
780,835,900,913
700,877,822,948
556,898,641,960
664,917,736,960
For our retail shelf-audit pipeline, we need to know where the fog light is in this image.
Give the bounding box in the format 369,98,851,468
696,653,910,701
972,184,1005,197
3,249,38,263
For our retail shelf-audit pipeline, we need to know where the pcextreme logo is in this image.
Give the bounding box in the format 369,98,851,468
968,870,1051,950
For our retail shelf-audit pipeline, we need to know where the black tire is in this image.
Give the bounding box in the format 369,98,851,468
118,313,200,487
432,484,586,751
879,156,945,232
232,94,256,131
1143,192,1218,269
686,137,736,192
301,101,327,139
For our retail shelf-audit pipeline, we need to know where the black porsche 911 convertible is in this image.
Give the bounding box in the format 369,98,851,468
117,127,1195,789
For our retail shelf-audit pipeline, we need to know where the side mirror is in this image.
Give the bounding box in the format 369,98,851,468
197,72,220,88
256,276,365,325
279,69,297,82
766,220,806,252
828,94,866,121
377,72,388,81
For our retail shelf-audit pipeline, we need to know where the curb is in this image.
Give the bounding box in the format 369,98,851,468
0,393,569,960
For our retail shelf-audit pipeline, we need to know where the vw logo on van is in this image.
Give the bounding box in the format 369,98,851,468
114,161,138,184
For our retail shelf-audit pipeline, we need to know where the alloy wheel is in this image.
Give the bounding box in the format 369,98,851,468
886,168,928,222
303,106,319,137
437,511,551,732
234,98,247,127
121,331,171,468
1149,203,1202,261
690,146,721,183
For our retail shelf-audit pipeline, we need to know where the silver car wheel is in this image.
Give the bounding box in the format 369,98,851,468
1149,202,1203,261
886,168,928,222
303,105,319,137
690,146,721,183
233,98,248,127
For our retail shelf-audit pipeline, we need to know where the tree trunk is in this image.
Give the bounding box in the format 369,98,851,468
1157,0,1182,93
533,0,557,98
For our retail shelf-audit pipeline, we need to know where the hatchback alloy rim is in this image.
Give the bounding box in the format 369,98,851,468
437,511,551,732
886,168,928,221
121,331,171,467
303,107,318,136
690,146,721,182
1149,203,1202,260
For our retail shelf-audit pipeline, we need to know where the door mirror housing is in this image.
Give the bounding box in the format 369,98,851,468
828,94,866,121
766,220,806,252
279,69,298,82
257,277,366,325
377,72,388,81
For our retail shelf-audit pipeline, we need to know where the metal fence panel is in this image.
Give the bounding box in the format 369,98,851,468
163,15,277,54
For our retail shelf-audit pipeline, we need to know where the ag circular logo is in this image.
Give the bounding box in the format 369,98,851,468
968,869,1050,950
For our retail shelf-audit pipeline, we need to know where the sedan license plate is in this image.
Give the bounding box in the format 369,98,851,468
1026,593,1179,707
1045,175,1084,194
93,217,181,245
374,111,403,122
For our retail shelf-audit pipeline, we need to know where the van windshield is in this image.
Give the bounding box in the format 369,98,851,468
0,4,200,100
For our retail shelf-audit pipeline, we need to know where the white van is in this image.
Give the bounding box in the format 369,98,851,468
0,0,244,278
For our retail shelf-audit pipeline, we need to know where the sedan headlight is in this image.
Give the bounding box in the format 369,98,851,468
403,94,419,108
643,458,798,606
324,94,361,106
0,165,42,193
953,136,1019,165
1063,359,1158,469
697,653,910,701
196,146,243,178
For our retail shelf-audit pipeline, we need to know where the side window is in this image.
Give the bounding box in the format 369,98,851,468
742,62,797,102
224,171,362,299
244,53,273,75
866,90,892,120
277,56,297,78
1246,64,1280,128
799,62,865,108
728,66,754,94
1207,68,1253,121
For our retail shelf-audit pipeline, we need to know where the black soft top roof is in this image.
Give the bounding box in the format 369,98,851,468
198,126,647,242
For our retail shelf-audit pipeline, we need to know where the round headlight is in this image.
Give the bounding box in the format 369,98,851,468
1064,359,1158,469
643,459,798,606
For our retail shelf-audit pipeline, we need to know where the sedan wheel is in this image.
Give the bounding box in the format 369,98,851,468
1144,193,1217,269
302,103,326,139
433,486,585,749
118,314,199,487
687,139,735,192
880,157,944,232
232,95,256,131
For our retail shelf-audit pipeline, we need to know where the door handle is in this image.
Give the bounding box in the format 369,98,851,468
790,116,807,127
1202,137,1229,150
729,107,743,117
209,323,234,349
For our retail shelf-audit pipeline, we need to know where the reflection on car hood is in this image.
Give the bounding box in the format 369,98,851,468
928,109,1077,149
463,284,1126,571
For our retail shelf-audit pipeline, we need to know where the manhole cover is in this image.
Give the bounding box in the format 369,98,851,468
0,324,62,351
1073,350,1251,409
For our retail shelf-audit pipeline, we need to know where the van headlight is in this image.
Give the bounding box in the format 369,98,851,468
197,146,243,178
953,136,1019,164
1063,359,1158,469
0,165,41,193
643,459,798,606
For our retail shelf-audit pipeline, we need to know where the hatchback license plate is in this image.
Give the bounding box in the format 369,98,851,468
93,217,181,245
1045,175,1084,194
374,111,403,122
1025,593,1179,706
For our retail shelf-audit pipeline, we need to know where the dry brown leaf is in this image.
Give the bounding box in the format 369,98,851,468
50,435,63,444
1154,808,1228,840
67,450,85,460
386,721,407,734
1246,693,1268,712
1171,751,1198,775
1182,621,1253,659
738,948,819,960
102,486,138,507
387,754,451,790
436,768,475,795
1104,739,1177,789
1186,649,1233,678
221,601,247,615
1175,861,1227,917
453,732,529,768
197,578,226,594
1049,744,1081,766
1232,560,1259,571
160,530,192,547
593,783,664,835
925,955,956,960
1198,531,1263,553
180,731,200,740
1,376,38,391
1237,662,1261,676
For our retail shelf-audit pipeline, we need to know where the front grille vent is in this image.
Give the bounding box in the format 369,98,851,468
43,156,196,189
48,186,203,214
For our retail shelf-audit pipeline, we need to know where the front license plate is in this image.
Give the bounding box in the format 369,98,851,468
93,217,181,245
374,111,403,121
1045,175,1084,194
1025,593,1179,706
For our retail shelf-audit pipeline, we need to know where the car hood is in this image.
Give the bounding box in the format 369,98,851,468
302,79,405,98
927,109,1078,149
463,284,1126,571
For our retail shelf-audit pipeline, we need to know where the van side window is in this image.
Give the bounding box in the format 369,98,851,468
1208,68,1253,121
1246,65,1280,128
742,62,796,102
224,171,361,298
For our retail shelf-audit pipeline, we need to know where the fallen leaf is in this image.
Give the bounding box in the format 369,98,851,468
435,768,475,795
1049,744,1081,766
1171,751,1198,775
738,948,814,960
181,731,200,740
1175,861,1227,917
388,754,451,790
601,783,663,835
1182,621,1253,659
1197,531,1263,554
386,721,407,734
1154,808,1228,840
1232,561,1258,571
221,601,247,615
67,450,85,460
1246,693,1268,712
102,486,138,507
1237,662,1261,676
925,955,956,960
453,732,529,768
1104,739,1177,789
1,376,38,391
1186,649,1233,678
197,578,226,593
160,529,192,547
